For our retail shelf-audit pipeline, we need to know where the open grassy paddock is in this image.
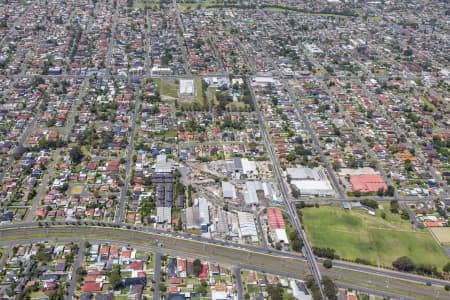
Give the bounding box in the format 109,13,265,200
302,206,449,269
154,79,178,99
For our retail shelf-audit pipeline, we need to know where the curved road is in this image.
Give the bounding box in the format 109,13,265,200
0,224,448,300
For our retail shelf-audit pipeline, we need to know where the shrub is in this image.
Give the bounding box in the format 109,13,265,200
323,259,332,269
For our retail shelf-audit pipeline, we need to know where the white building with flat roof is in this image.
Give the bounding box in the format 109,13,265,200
198,197,209,226
179,79,195,96
237,212,258,243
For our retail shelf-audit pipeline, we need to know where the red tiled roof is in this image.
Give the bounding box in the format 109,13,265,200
199,263,208,278
83,282,102,292
350,174,387,193
267,208,285,229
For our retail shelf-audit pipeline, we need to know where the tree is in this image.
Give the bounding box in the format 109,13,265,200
70,146,83,164
49,286,66,300
158,283,167,292
377,187,384,197
110,265,122,289
443,261,450,273
76,267,87,276
404,159,413,172
289,230,303,252
291,184,300,198
361,199,378,209
193,259,202,276
392,256,416,272
322,276,337,300
305,275,321,300
332,161,341,171
286,151,297,162
416,264,439,277
323,259,333,269
266,283,284,300
401,210,410,220
403,48,413,56
312,247,338,259
390,200,400,213
385,185,395,197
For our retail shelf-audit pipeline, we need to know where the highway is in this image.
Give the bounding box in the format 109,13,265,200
0,4,447,300
2,220,448,288
0,226,448,300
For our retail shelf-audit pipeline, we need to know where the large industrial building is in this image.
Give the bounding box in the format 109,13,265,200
288,167,335,196
267,208,289,246
245,181,263,205
350,174,387,193
234,157,257,176
237,212,259,243
222,181,237,201
184,197,210,231
198,197,210,226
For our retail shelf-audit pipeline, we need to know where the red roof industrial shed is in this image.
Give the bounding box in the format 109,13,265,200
267,208,286,229
350,174,387,193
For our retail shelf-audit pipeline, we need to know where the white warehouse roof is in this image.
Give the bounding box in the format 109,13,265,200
179,79,195,96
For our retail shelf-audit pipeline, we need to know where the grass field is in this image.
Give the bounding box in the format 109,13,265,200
155,79,178,99
302,207,449,269
70,185,84,195
195,78,203,103
430,227,450,245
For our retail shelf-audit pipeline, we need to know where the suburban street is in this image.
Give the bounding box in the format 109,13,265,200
153,253,162,300
66,242,86,300
116,84,142,224
234,268,244,300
